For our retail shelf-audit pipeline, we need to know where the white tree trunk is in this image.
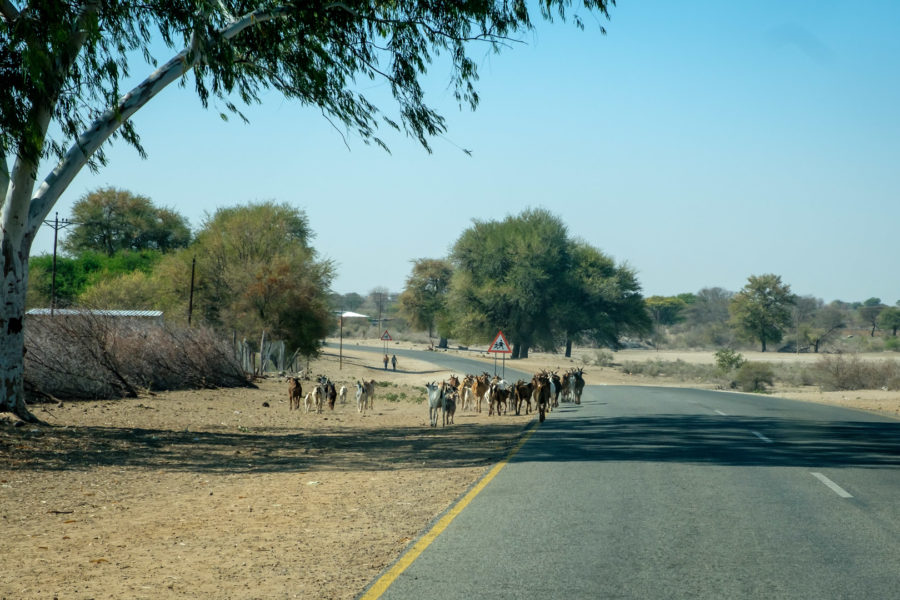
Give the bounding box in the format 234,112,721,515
0,6,295,420
0,229,37,421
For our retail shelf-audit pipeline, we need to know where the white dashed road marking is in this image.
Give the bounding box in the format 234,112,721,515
811,472,853,498
751,431,772,443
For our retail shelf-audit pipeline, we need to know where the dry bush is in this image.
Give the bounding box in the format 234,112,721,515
812,355,900,391
735,362,775,393
620,359,719,381
24,313,249,401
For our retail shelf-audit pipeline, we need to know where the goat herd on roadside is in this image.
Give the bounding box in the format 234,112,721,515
286,368,586,427
424,370,586,427
288,375,377,415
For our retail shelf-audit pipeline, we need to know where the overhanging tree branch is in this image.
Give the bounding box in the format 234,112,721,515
26,5,296,234
0,0,18,23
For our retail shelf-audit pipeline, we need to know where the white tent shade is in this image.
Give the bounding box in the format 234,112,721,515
339,311,370,318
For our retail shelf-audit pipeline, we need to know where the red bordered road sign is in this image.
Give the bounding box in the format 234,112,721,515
381,330,392,341
488,330,511,354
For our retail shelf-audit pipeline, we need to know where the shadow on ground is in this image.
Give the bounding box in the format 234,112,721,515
0,419,532,474
518,413,900,468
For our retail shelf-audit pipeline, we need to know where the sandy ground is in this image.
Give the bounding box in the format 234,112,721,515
2,340,897,599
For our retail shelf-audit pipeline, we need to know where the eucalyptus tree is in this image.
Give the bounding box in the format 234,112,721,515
0,1,614,420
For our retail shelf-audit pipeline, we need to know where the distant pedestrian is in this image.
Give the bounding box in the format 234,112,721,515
383,354,389,370
391,354,398,371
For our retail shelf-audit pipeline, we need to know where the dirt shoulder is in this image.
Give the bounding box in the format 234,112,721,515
1,344,535,599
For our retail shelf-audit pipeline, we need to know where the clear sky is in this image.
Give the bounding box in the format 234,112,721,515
32,1,900,304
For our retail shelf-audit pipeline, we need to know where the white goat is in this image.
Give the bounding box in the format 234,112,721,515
338,385,347,404
460,386,473,412
356,381,368,414
305,385,324,414
425,381,443,427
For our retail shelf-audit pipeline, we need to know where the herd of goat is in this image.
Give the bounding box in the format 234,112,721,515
286,368,587,428
424,369,586,427
287,375,377,414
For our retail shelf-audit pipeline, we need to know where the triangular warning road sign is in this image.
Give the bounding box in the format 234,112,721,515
381,330,392,341
488,330,511,354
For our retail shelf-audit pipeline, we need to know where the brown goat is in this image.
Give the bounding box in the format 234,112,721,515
288,377,303,410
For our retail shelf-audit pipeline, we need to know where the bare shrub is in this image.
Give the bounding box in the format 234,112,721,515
620,359,719,381
735,362,775,393
812,355,900,391
25,313,249,401
591,350,615,367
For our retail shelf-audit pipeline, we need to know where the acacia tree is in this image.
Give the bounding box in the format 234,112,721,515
555,241,650,356
858,298,885,337
808,302,846,352
0,1,614,420
398,258,453,345
645,295,687,350
450,208,571,358
877,306,900,337
449,209,648,358
729,274,796,352
63,187,191,256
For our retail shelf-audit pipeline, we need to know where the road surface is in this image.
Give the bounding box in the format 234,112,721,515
354,348,900,599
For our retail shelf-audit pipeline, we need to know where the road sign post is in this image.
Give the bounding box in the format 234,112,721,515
487,330,512,378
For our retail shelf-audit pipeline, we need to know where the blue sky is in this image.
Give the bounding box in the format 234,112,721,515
32,1,900,304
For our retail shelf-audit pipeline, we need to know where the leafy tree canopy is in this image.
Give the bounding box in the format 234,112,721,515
646,295,687,326
447,208,647,357
563,240,650,349
877,307,900,336
62,187,191,256
189,201,333,355
398,258,453,340
858,297,886,336
27,249,163,308
729,273,795,352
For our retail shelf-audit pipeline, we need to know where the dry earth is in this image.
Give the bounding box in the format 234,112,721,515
2,340,898,599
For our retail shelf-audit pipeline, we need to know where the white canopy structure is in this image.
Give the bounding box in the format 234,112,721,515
339,311,370,319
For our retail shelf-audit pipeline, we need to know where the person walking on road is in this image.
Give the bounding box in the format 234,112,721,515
383,354,389,370
391,354,398,371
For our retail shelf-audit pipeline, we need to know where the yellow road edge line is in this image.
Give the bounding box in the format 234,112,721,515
359,420,541,599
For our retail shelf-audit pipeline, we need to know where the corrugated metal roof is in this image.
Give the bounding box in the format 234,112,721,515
26,309,163,318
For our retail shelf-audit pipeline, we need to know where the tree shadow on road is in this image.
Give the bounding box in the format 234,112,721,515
517,414,900,468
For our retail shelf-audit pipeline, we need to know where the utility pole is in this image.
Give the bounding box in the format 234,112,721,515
188,256,196,326
42,212,78,316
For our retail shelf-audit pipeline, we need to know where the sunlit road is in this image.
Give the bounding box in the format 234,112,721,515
352,347,900,599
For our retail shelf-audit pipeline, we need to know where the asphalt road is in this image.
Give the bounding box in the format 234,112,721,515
353,347,900,599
